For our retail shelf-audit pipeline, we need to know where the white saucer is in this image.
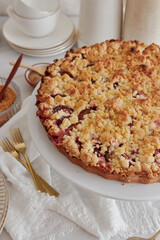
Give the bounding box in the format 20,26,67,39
2,13,74,50
9,29,77,53
9,28,76,51
8,31,77,57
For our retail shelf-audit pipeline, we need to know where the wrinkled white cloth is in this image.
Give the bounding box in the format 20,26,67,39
0,97,160,240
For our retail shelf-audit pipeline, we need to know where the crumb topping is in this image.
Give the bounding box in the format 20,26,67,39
36,40,160,180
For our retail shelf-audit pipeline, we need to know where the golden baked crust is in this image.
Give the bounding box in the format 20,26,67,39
36,40,160,184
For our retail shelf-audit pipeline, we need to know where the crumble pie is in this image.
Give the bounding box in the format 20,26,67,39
36,40,160,184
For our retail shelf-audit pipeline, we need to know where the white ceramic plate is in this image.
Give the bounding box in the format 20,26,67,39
2,13,74,50
7,35,77,57
7,30,77,57
8,29,77,52
0,170,9,233
28,84,160,201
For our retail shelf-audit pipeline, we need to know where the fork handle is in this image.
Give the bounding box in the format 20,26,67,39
17,154,59,197
34,170,59,197
22,152,47,193
150,230,160,240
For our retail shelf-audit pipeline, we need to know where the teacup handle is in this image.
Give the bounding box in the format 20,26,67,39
7,6,17,21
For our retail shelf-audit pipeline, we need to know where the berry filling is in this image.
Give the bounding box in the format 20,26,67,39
94,144,102,158
78,106,97,121
56,115,70,127
132,91,145,98
75,137,82,151
51,94,66,98
52,105,73,114
65,123,79,135
113,82,119,89
59,69,73,78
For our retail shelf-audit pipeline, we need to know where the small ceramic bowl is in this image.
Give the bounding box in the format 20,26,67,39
7,6,60,37
0,77,21,127
24,63,49,88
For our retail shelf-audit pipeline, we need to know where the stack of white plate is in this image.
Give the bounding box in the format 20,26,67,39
2,13,77,57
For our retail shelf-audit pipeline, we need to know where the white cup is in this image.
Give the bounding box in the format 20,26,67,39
13,0,60,19
7,6,60,37
78,0,123,47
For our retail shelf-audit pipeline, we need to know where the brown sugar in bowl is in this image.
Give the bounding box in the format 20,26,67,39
0,85,17,112
0,77,21,127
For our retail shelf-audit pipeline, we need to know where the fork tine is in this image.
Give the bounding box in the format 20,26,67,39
11,128,19,145
10,129,16,145
3,138,12,151
5,137,15,150
17,128,23,142
4,138,15,152
0,140,6,152
1,139,11,152
14,128,20,143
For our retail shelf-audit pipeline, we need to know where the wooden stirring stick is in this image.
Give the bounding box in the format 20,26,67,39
9,62,46,76
0,54,23,102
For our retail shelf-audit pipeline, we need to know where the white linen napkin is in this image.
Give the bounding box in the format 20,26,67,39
0,97,160,240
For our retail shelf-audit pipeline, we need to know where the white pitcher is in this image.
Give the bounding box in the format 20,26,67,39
78,0,123,47
123,0,160,45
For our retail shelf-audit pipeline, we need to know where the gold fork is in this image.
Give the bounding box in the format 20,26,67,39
0,137,59,197
10,128,45,192
128,229,160,240
10,128,59,197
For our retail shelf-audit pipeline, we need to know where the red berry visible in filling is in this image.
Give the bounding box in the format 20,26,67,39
104,150,110,162
37,108,51,119
140,64,147,69
51,133,64,145
131,47,136,52
59,70,73,78
56,115,70,127
73,77,82,82
87,63,94,67
36,95,48,105
91,79,96,84
94,144,102,158
78,106,97,121
75,137,82,151
113,82,119,89
78,108,91,121
153,149,160,156
51,94,66,98
52,105,73,114
132,91,145,98
65,123,79,135
58,70,66,75
93,142,110,163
